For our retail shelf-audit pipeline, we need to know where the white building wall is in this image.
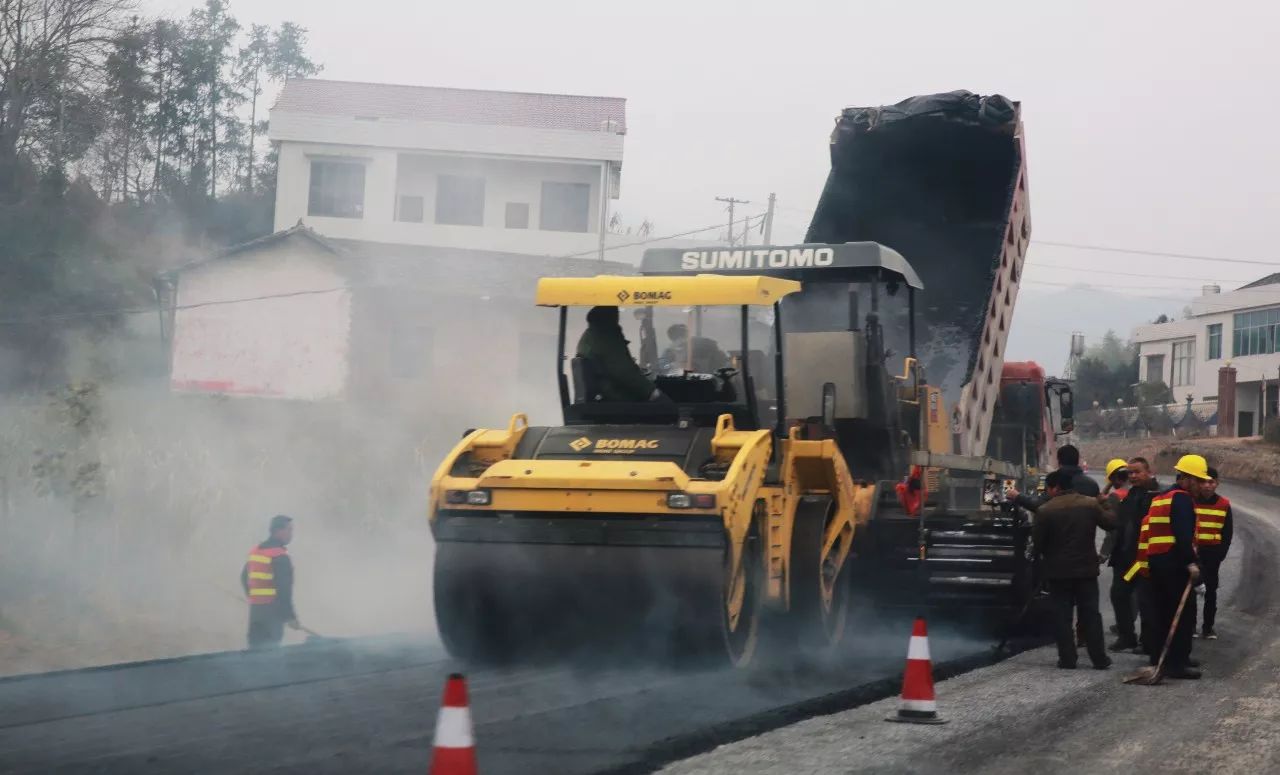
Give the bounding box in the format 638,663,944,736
171,247,351,400
1135,289,1280,434
268,111,625,163
273,142,609,256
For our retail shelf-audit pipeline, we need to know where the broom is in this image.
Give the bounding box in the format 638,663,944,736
1123,579,1192,686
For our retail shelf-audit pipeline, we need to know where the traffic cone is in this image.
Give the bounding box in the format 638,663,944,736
886,616,948,724
429,673,478,775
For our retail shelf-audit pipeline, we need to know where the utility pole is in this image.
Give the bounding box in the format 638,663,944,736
716,196,750,245
763,192,776,246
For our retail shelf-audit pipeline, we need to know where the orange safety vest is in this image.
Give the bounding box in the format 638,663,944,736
1123,488,1187,581
1194,495,1230,547
246,546,287,605
1113,487,1131,501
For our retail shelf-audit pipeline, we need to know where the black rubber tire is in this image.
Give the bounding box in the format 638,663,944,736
788,496,852,652
433,558,508,664
720,500,766,668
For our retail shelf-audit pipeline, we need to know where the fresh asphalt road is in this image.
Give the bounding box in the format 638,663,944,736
0,581,1032,773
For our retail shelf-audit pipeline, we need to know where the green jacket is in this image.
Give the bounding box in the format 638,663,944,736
576,325,656,402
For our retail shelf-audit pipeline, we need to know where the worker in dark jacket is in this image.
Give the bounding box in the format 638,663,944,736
1194,467,1233,640
576,306,663,402
660,324,729,375
1136,455,1206,679
1108,457,1159,652
1032,470,1116,670
241,515,300,649
1007,444,1100,512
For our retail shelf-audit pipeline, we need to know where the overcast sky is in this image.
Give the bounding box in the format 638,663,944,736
153,0,1280,352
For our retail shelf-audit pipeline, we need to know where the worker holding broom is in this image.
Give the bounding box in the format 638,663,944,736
1127,455,1207,680
241,515,302,649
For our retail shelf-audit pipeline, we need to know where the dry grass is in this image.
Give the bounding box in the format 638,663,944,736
1079,436,1280,487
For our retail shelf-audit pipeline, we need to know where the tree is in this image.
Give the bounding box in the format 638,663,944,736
268,21,319,82
0,0,133,195
234,23,269,191
100,16,154,201
1135,380,1173,407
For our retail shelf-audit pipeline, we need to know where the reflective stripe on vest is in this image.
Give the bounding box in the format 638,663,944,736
1122,488,1188,580
1194,495,1230,546
1124,520,1152,581
247,546,286,604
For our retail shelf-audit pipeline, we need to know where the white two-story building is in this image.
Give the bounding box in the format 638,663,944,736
268,78,625,257
1134,274,1280,436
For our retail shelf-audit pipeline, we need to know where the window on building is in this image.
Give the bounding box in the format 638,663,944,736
1171,339,1195,387
540,182,591,232
435,175,485,226
397,195,424,223
1207,323,1222,360
1233,307,1280,357
307,160,366,218
1145,354,1165,384
505,202,530,229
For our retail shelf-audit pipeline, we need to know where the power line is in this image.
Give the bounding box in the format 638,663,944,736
1033,240,1280,268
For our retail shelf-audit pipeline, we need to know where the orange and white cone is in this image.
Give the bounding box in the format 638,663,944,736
886,616,948,724
429,673,478,775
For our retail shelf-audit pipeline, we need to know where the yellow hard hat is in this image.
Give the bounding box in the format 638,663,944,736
1105,459,1129,479
1173,454,1210,481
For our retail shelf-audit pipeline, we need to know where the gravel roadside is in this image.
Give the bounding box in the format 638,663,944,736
660,482,1278,775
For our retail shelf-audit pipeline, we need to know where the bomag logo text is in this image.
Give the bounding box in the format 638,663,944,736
592,438,661,454
631,290,672,303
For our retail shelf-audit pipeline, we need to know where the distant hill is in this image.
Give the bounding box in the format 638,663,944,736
1006,286,1180,370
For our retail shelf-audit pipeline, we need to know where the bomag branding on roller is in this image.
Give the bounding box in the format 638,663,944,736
429,90,1076,669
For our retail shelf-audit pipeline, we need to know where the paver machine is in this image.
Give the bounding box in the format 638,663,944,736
428,90,1074,666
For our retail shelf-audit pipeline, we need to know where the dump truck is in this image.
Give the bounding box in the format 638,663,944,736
429,90,1074,665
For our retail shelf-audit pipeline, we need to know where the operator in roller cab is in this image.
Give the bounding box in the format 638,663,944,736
575,306,665,402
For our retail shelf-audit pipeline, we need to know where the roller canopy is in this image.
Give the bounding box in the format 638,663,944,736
535,274,801,307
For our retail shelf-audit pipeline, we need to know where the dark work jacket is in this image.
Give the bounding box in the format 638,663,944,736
1109,479,1160,569
1147,485,1199,573
1013,465,1100,512
1032,492,1116,579
576,325,656,402
240,538,296,620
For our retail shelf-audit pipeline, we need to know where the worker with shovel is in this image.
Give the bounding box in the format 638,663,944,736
1127,455,1207,681
241,515,303,649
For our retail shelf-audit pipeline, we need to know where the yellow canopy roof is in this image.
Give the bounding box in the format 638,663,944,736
536,274,801,307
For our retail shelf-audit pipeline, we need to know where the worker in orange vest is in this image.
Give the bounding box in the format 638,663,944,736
240,515,301,649
1193,467,1233,640
1124,454,1207,679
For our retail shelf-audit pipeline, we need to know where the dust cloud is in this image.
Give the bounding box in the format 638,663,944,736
0,320,559,676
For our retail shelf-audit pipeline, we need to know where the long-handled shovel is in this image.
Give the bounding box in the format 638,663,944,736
1123,579,1192,686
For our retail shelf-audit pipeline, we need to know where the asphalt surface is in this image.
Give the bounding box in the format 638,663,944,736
660,479,1280,775
0,588,1034,773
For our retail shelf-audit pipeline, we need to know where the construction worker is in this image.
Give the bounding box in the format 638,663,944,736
1194,466,1233,640
241,515,301,649
1032,469,1116,670
660,323,729,375
1098,459,1131,564
1125,454,1206,679
576,306,664,402
1108,457,1159,653
1006,444,1100,511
